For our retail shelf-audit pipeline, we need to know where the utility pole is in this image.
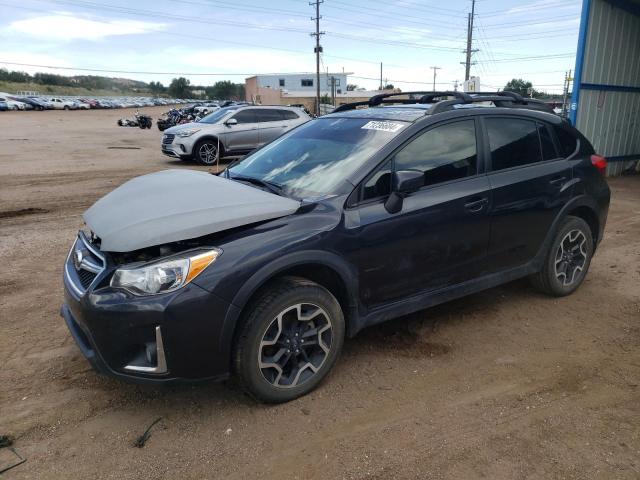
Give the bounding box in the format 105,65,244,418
330,76,336,106
562,69,572,118
430,66,441,92
310,0,324,116
461,0,478,81
380,62,383,90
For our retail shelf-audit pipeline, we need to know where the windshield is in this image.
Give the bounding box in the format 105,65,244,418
227,117,408,198
198,106,239,124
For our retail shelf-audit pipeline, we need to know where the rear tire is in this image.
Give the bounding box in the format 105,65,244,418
234,277,345,403
531,215,593,296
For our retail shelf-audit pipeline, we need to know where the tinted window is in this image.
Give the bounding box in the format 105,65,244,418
255,109,284,122
362,160,392,200
554,125,578,158
538,123,558,160
393,120,477,187
282,110,300,120
231,109,257,124
486,118,541,170
301,79,313,87
198,106,240,124
279,79,285,87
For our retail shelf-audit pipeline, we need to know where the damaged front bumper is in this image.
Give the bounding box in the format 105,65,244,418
61,234,238,384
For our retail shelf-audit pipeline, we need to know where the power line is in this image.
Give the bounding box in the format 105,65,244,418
0,2,416,70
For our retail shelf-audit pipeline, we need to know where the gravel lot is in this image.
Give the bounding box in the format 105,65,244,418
0,107,639,479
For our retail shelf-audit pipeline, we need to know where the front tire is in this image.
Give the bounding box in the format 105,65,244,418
234,277,345,403
193,139,221,166
531,215,594,296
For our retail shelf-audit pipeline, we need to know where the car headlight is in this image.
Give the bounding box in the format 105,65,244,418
177,128,200,137
110,248,221,295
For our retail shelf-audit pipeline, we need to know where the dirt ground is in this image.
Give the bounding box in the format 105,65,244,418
0,107,638,479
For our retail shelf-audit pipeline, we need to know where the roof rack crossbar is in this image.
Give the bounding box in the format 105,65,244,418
331,91,556,115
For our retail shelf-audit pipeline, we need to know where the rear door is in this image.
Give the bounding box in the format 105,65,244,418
350,118,492,306
256,109,291,146
224,109,260,152
483,116,573,272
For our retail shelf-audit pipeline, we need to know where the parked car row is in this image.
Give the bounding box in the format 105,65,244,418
0,94,201,112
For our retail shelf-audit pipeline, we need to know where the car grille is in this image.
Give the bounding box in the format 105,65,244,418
162,134,175,144
64,232,106,296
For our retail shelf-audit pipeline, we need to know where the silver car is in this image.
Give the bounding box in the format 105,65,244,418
161,105,311,165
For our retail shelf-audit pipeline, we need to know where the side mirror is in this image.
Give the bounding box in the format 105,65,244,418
394,170,424,194
225,118,238,126
385,170,424,214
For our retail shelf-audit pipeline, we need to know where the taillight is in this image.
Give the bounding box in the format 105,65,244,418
591,154,607,175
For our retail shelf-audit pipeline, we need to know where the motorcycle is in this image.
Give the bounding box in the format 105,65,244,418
156,108,202,131
117,111,153,129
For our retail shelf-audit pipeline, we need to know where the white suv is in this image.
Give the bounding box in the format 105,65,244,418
161,105,311,165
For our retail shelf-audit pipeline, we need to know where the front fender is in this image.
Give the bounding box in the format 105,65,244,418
216,249,359,365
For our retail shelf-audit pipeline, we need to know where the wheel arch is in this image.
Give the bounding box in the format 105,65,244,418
194,135,226,155
534,195,602,271
565,204,599,246
220,251,360,368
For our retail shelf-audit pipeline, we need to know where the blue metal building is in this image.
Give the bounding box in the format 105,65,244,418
571,0,640,175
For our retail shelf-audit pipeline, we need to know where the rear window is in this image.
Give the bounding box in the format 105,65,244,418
255,109,283,122
486,118,542,171
554,125,578,158
281,110,300,120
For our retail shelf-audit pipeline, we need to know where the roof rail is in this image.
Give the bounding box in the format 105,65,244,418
332,90,555,115
332,91,471,113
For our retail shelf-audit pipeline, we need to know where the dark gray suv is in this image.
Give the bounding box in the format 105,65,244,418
162,105,311,165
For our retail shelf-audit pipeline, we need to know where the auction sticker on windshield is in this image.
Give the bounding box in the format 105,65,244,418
361,121,405,133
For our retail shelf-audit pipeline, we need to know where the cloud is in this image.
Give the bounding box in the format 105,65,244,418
8,14,165,41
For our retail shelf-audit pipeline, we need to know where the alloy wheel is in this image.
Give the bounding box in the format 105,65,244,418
258,303,333,388
554,229,588,286
198,142,218,164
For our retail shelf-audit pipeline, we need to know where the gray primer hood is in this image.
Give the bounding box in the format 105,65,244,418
83,169,300,252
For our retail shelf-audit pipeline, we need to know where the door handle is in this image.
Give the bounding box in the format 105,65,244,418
464,197,488,212
549,176,567,186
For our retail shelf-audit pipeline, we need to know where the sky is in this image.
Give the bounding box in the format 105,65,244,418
0,0,582,94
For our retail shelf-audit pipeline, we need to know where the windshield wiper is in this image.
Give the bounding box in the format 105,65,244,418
231,175,285,196
224,158,242,178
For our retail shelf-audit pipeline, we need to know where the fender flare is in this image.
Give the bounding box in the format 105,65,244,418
218,250,360,360
533,194,601,268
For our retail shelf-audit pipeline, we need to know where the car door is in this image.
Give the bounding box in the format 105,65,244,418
482,116,573,272
223,109,259,152
256,109,290,146
348,118,492,307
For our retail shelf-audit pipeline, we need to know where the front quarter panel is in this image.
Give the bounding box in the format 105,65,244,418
192,199,346,302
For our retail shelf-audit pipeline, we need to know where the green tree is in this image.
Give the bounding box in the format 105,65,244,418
168,77,191,98
148,81,166,96
383,83,395,90
504,78,539,98
346,83,358,91
205,80,244,100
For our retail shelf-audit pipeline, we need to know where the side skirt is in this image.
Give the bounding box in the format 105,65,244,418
354,259,541,335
